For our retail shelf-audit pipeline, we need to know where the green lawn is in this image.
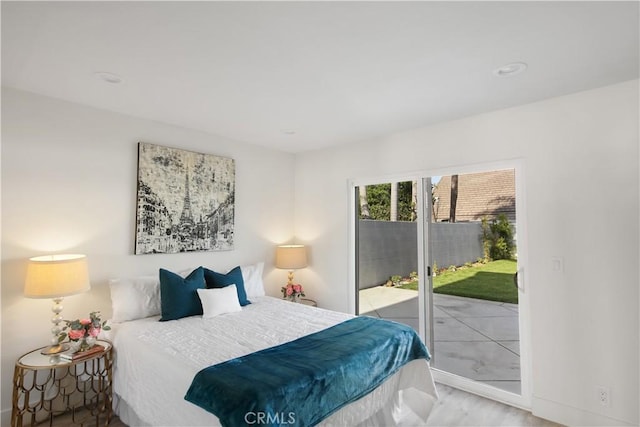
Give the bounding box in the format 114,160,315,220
399,259,518,304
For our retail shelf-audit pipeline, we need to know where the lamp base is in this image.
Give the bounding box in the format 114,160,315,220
40,343,70,355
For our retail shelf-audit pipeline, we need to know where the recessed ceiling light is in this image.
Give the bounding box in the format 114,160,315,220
493,62,528,77
94,71,123,84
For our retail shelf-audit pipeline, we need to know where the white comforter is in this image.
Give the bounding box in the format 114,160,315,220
110,296,437,426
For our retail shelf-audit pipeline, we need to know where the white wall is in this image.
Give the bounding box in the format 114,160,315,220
294,80,639,426
2,81,638,426
0,88,296,421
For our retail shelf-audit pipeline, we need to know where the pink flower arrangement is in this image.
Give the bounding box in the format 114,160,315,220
281,283,305,301
61,311,110,344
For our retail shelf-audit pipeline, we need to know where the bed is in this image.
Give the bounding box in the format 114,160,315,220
107,264,438,426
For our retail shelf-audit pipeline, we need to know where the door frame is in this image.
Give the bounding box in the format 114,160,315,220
347,158,531,410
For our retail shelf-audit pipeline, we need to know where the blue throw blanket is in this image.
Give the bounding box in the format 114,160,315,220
184,316,430,427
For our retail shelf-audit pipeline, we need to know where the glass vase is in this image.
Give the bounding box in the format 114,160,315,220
77,337,96,352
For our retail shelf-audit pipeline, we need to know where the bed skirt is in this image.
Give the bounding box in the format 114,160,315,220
114,359,437,427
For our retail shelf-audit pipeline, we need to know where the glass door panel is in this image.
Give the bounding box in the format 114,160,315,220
355,181,420,335
428,170,521,395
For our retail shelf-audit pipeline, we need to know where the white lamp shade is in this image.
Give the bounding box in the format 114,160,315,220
275,245,308,270
24,254,90,298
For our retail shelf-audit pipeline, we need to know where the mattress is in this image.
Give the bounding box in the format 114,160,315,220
110,296,437,426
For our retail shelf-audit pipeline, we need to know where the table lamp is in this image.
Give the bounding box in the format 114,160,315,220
275,245,308,285
24,254,91,355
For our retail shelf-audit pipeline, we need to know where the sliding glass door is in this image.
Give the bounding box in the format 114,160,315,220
351,164,530,409
355,180,421,334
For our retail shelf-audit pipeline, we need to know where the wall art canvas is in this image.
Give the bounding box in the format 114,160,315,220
135,142,235,254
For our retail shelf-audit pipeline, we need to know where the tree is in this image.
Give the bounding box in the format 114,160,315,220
449,174,458,223
397,181,415,221
390,182,398,221
357,182,416,221
431,182,439,222
481,214,515,260
411,180,417,221
366,184,391,220
359,186,370,219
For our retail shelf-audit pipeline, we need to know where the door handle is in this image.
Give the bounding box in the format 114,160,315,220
515,268,524,292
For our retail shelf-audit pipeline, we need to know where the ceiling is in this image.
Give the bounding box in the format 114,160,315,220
2,1,638,153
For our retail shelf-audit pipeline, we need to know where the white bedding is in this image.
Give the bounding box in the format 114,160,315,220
110,296,437,426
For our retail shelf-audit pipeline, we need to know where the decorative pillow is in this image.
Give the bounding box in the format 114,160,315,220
178,267,198,278
203,266,251,306
109,275,161,323
240,262,265,298
197,286,242,318
159,267,206,321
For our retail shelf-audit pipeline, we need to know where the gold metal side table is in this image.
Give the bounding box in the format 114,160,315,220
11,340,113,427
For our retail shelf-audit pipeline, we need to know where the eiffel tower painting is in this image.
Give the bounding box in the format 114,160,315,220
135,142,235,254
179,171,195,227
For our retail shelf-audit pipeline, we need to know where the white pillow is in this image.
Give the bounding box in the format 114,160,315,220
197,285,242,318
240,262,265,297
109,275,161,322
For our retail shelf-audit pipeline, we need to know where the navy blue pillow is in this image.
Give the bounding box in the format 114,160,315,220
159,267,206,321
203,266,251,306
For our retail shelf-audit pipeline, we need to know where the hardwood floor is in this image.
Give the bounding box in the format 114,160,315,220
427,383,563,427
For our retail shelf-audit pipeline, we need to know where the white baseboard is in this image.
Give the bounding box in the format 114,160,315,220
532,395,636,427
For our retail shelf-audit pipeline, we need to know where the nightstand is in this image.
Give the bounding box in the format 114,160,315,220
11,339,113,426
299,298,318,307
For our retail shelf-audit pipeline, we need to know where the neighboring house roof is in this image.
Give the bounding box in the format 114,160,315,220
432,169,515,222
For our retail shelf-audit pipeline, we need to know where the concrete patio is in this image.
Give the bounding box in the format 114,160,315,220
360,286,521,394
